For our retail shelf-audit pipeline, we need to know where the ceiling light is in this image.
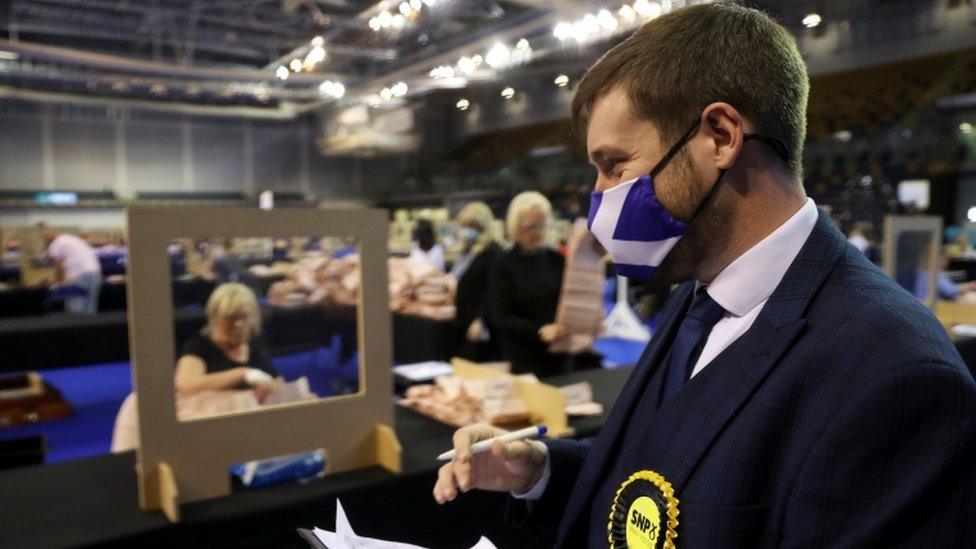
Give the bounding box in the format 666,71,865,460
501,87,515,99
633,0,661,19
968,207,976,224
961,122,974,134
554,74,569,87
392,81,408,97
802,13,822,28
377,11,393,27
410,0,422,10
391,13,406,29
276,66,290,80
369,17,381,31
456,98,470,111
596,9,618,32
618,5,636,23
289,59,303,72
553,22,574,41
430,65,455,79
516,38,530,50
457,56,477,75
399,2,412,16
311,36,324,47
380,87,393,100
485,43,512,68
319,80,345,99
422,0,437,5
150,84,167,95
305,44,327,66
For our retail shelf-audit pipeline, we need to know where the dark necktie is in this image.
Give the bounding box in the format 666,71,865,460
659,287,727,404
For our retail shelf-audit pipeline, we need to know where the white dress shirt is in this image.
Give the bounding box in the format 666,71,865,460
515,198,819,500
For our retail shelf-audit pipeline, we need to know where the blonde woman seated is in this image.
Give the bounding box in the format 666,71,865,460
176,283,281,401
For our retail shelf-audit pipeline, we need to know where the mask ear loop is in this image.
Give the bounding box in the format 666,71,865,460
648,118,703,178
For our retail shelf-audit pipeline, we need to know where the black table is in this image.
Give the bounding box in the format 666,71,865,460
0,366,632,549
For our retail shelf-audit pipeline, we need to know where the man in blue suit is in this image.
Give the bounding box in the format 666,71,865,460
434,4,976,547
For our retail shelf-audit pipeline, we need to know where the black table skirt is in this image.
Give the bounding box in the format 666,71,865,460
0,367,632,549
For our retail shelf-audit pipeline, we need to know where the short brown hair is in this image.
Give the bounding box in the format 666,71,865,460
572,3,809,178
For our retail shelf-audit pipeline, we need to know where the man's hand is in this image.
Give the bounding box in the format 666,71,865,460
433,423,548,504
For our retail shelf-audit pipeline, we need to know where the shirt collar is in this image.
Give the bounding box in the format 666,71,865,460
705,198,819,317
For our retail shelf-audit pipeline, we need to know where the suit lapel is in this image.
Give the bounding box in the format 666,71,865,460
554,282,693,545
641,210,849,491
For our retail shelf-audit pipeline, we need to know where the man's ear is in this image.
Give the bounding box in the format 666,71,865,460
701,102,744,171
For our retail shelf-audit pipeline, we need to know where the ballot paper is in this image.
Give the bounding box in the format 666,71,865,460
392,361,454,382
951,324,976,337
304,500,496,549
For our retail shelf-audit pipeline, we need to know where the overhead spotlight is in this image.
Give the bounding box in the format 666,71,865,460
553,22,574,41
392,81,408,97
802,13,822,28
961,122,975,135
311,36,324,47
399,2,412,16
456,98,470,111
516,38,530,50
471,54,483,65
618,4,636,23
968,207,976,224
596,9,618,32
485,42,511,68
422,0,437,5
380,87,393,100
554,74,569,87
367,94,382,107
305,44,327,66
276,66,290,80
377,10,393,28
501,87,515,99
369,16,381,31
319,80,345,99
410,0,422,10
457,56,477,75
430,65,456,79
574,14,600,41
289,59,303,72
391,13,406,29
633,0,661,19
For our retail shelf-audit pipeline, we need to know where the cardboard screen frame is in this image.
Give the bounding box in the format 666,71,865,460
126,206,400,522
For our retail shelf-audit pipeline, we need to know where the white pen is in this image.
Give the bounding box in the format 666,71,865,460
437,425,548,461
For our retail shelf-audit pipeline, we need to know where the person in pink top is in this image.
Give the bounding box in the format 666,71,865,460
42,227,102,314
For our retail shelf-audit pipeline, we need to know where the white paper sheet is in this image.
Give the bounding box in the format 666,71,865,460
311,499,496,549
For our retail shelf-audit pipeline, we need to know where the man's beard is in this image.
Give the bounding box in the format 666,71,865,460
653,155,733,284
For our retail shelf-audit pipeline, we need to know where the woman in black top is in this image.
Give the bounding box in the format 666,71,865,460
491,192,568,375
452,202,504,362
175,283,281,400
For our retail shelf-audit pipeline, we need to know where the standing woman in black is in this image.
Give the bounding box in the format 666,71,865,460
451,201,503,362
490,191,567,375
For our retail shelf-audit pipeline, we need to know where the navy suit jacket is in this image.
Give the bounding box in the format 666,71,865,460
519,212,976,548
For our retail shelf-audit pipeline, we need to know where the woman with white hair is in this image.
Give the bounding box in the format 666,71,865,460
490,191,567,375
452,201,504,361
175,283,280,399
